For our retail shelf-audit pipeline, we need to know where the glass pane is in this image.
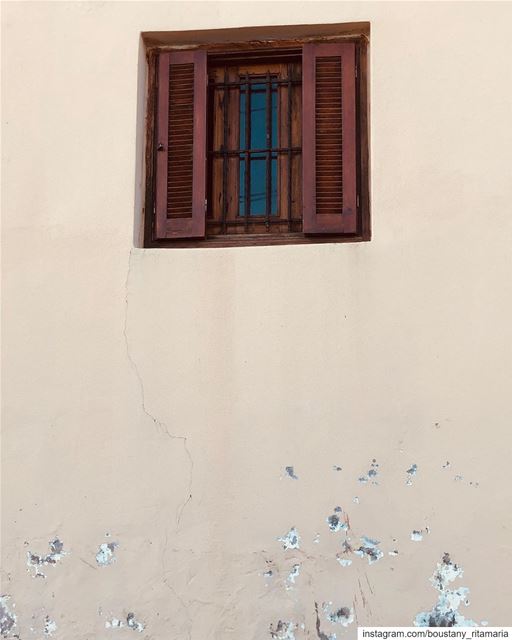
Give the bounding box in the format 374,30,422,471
271,83,278,148
249,154,266,216
250,83,266,150
240,90,246,149
238,78,279,217
239,157,245,216
271,156,277,214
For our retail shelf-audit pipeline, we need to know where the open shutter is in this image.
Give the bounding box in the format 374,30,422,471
155,51,207,239
302,43,357,234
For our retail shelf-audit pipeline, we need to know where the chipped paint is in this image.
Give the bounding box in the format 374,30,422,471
43,615,57,637
411,530,423,542
332,465,342,472
325,604,355,628
388,550,399,556
26,538,67,578
326,510,349,533
358,459,379,484
106,613,145,633
96,542,118,566
269,620,296,639
414,553,478,627
313,533,320,544
454,475,463,482
126,613,145,632
406,464,418,485
336,555,352,567
352,496,360,504
354,536,384,564
285,466,298,480
442,461,451,469
278,527,300,550
0,596,17,637
285,563,301,590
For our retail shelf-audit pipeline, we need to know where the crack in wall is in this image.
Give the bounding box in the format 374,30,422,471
123,249,193,529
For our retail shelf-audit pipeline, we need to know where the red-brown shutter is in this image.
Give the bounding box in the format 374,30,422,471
155,51,207,239
302,43,357,234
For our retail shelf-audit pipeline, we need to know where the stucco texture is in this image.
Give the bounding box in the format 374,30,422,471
2,2,512,638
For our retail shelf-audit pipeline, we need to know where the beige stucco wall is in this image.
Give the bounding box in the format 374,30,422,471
2,1,512,638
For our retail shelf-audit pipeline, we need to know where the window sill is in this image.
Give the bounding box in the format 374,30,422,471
145,231,370,249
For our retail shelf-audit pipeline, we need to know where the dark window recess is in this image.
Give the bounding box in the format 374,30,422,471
149,39,368,246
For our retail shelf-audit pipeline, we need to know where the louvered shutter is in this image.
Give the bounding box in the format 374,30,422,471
302,43,357,234
155,51,207,239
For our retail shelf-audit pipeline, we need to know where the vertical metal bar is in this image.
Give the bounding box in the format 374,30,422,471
244,74,251,231
265,72,271,230
221,67,228,234
287,64,293,231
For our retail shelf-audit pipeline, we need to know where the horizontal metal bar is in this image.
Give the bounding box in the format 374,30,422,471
209,78,302,89
207,217,302,226
209,146,301,157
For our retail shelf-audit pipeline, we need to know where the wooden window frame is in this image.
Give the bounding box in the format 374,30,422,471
143,32,370,248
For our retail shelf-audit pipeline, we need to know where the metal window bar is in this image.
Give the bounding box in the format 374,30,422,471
222,67,228,234
265,72,272,229
244,73,251,231
208,69,302,234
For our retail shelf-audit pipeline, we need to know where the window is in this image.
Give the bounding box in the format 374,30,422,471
144,32,369,247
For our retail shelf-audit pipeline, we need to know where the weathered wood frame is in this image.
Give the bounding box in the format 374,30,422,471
143,33,370,248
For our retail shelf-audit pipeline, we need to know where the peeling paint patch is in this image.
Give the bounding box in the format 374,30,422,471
454,475,463,482
326,509,349,532
414,553,478,627
411,531,424,542
285,564,301,590
278,527,300,550
285,466,298,480
336,555,352,567
354,536,384,564
96,542,118,566
26,538,67,578
0,596,17,637
352,496,360,504
442,461,451,469
324,603,355,627
106,613,145,633
332,465,342,472
388,550,399,557
358,459,379,485
269,620,296,639
406,464,418,485
127,613,145,632
43,616,57,637
313,533,320,544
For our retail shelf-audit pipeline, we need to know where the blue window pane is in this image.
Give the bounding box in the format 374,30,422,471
249,155,266,216
240,92,246,149
271,156,277,214
250,84,267,150
239,78,279,217
239,158,245,215
271,84,278,148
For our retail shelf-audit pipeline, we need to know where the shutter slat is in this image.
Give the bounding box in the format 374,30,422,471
155,50,207,239
302,43,357,234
